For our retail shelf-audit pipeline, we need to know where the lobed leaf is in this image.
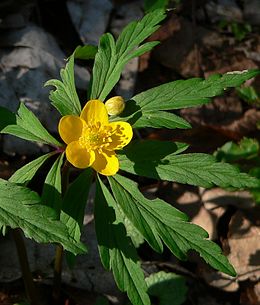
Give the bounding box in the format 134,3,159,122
144,0,170,13
236,85,260,104
130,111,191,129
116,70,260,129
0,179,86,255
41,154,64,214
9,152,55,185
89,9,166,101
214,137,260,162
118,140,260,189
108,175,236,276
45,54,82,116
118,140,189,161
74,45,98,60
60,169,93,259
0,106,16,131
146,271,187,305
95,177,150,305
115,203,145,248
1,103,62,147
133,70,260,111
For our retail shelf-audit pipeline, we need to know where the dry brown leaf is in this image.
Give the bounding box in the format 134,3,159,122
227,211,260,283
240,281,260,305
201,188,255,210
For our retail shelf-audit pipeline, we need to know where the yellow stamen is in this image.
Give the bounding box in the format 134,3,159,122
79,125,114,151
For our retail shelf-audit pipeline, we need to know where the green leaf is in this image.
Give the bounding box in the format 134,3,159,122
45,54,82,116
74,45,98,60
144,0,170,12
89,9,166,101
0,179,86,255
118,140,189,161
130,111,191,129
94,296,110,305
236,86,260,104
119,141,259,188
214,138,260,163
1,103,62,147
41,154,64,214
146,271,187,305
0,106,16,131
248,167,260,205
116,204,145,248
214,138,260,205
108,174,188,254
9,152,55,185
135,70,260,110
95,177,150,305
60,169,93,261
230,22,251,41
108,174,236,276
117,70,260,128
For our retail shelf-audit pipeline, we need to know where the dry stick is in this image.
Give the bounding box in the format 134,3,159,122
52,160,70,304
13,228,39,305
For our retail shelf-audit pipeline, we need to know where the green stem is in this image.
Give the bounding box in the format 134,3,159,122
52,243,64,303
13,229,39,305
52,160,70,304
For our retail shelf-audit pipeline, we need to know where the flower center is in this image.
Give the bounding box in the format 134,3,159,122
88,133,100,144
79,125,113,152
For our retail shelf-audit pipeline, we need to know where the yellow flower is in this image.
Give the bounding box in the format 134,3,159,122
58,99,133,176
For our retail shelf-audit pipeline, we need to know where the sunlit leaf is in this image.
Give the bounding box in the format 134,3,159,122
109,174,236,276
61,169,93,263
95,177,150,305
41,154,64,214
9,152,55,185
119,141,259,188
0,179,86,255
74,45,98,60
1,103,62,147
116,70,260,129
215,137,260,162
146,271,187,305
89,9,166,101
45,54,82,116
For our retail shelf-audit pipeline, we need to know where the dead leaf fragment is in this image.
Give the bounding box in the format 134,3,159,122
228,211,260,282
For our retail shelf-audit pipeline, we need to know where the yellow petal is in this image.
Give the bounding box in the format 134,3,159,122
80,99,109,127
106,121,133,150
58,115,85,144
92,150,119,176
66,141,95,169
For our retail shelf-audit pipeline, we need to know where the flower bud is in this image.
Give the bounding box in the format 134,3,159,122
105,96,125,116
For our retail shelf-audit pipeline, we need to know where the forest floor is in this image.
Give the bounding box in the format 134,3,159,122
0,0,259,304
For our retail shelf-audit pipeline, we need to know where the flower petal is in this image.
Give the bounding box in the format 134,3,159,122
80,100,109,126
66,141,95,169
58,115,85,144
106,121,133,150
92,150,119,176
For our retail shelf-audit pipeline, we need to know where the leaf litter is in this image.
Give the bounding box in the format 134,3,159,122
0,0,260,304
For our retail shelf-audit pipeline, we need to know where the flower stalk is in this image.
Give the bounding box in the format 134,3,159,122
13,229,39,305
52,160,70,304
52,244,64,303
